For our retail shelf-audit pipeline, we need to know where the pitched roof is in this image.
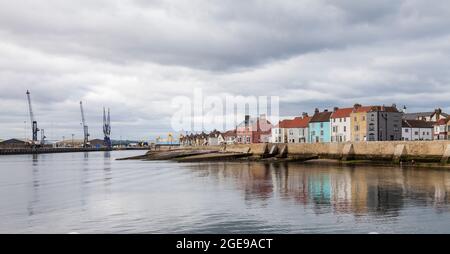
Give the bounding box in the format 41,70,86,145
352,106,374,113
0,138,28,144
237,116,272,129
404,112,449,120
278,116,310,128
223,130,236,137
310,111,333,123
403,112,435,120
402,119,434,128
331,108,353,118
365,106,399,113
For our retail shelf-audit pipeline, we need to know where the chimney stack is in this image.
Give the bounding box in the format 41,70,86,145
353,103,362,109
245,115,250,127
302,112,308,118
314,108,319,114
333,107,339,112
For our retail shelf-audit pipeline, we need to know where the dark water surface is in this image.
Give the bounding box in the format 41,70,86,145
1,150,450,234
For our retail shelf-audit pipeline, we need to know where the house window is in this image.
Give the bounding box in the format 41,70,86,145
369,133,375,141
320,130,324,136
344,118,346,122
371,114,375,121
415,131,419,135
369,123,375,131
344,126,347,132
355,125,359,131
354,117,357,122
405,129,409,133
362,116,366,121
320,123,324,128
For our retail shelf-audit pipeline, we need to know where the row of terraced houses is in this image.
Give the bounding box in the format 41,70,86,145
179,104,450,146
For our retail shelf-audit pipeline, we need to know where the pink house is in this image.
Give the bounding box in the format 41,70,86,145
236,115,273,144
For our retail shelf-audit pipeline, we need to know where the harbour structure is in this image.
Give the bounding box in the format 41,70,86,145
80,101,90,147
26,90,45,146
103,107,112,148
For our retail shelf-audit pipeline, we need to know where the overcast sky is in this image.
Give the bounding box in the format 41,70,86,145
1,0,450,141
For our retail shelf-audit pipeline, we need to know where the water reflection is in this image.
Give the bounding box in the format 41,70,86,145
28,154,40,216
189,162,450,218
103,152,112,187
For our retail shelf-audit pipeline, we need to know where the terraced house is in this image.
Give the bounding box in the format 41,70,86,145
272,113,310,144
366,105,403,141
433,117,450,140
309,108,332,143
330,107,353,143
350,104,373,142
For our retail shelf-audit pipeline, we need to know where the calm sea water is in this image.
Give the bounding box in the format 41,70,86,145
0,150,450,234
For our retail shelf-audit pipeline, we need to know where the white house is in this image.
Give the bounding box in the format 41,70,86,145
330,107,353,143
208,130,225,146
433,118,449,140
402,119,433,141
223,130,237,144
271,113,310,143
271,121,287,143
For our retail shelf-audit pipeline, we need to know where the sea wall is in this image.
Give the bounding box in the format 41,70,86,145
180,141,450,163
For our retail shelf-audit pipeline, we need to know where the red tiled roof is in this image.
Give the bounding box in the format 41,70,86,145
278,117,310,128
331,108,353,118
352,106,374,113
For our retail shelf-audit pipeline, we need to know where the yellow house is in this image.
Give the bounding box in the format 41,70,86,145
350,105,373,142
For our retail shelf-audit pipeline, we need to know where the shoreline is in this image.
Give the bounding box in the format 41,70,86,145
116,144,450,170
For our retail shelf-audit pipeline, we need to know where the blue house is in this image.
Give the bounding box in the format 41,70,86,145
308,108,332,143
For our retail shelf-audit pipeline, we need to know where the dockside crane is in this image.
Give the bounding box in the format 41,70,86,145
80,101,90,147
26,90,42,146
103,107,112,148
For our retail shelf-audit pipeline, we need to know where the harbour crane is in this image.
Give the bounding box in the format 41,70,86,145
103,107,112,148
26,90,41,146
80,101,90,147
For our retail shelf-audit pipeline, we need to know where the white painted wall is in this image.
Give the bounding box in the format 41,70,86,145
287,128,308,143
271,128,285,143
330,117,351,142
402,127,433,141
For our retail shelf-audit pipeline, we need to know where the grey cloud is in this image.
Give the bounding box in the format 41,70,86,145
1,0,450,140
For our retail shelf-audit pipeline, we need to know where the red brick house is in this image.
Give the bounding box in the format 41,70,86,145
236,115,273,144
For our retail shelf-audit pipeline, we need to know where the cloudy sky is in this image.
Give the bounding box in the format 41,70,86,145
1,0,450,141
